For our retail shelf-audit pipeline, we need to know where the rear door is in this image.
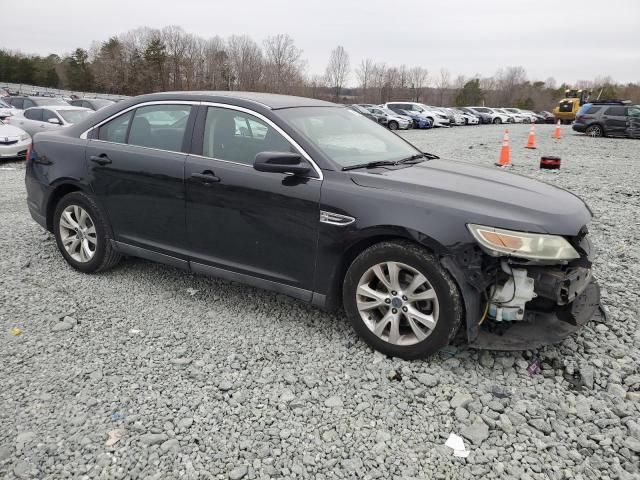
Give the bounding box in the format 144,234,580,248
16,108,43,136
184,104,321,296
86,102,196,255
602,106,628,136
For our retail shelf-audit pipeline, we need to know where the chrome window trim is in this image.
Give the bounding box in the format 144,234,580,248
80,100,324,180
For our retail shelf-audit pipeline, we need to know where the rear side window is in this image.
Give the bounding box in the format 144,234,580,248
604,106,627,116
585,106,601,114
69,100,82,107
24,109,43,121
11,98,24,109
128,104,192,151
202,107,296,165
98,110,133,143
23,99,35,109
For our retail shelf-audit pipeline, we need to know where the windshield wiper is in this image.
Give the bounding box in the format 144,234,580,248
342,160,399,171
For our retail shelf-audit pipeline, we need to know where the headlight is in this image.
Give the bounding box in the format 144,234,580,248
467,224,580,261
20,133,30,141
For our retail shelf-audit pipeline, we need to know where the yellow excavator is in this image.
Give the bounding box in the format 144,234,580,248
553,89,590,124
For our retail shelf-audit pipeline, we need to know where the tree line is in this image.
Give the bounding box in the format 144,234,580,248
1,25,639,109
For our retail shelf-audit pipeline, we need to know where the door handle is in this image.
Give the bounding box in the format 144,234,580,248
191,171,220,184
89,154,112,165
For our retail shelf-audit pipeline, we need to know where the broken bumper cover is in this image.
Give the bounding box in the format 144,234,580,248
470,280,601,351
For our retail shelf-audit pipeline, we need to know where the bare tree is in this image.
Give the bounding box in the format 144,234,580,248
408,66,428,102
227,35,263,91
356,58,375,102
263,34,304,94
435,68,451,106
325,46,350,100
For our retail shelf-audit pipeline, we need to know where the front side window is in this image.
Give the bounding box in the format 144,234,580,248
280,107,420,168
98,110,133,143
128,104,192,151
24,109,43,121
23,99,35,109
202,107,296,165
42,109,59,123
629,106,640,118
604,106,627,116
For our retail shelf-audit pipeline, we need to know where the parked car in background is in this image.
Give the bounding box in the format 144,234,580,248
460,107,491,124
442,108,466,126
366,106,412,130
0,98,18,119
492,108,518,123
347,104,378,122
0,119,31,161
520,110,545,123
535,111,556,124
69,98,116,111
8,106,93,137
3,96,69,110
503,108,533,123
384,102,451,127
572,101,640,138
453,108,479,125
467,107,509,124
388,107,432,129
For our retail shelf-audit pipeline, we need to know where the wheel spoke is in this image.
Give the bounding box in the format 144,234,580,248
387,262,401,291
62,235,77,247
78,208,88,227
406,305,436,330
372,264,392,290
357,284,388,311
406,315,428,342
373,310,394,337
406,273,427,295
387,315,401,344
407,288,436,302
61,211,78,230
82,239,93,259
69,238,81,256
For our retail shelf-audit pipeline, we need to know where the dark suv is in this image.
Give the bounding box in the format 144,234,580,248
25,91,601,359
573,101,640,138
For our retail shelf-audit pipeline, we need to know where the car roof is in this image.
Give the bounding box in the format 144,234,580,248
25,105,92,112
146,91,337,109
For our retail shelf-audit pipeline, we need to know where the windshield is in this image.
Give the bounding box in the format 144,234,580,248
58,109,93,124
279,107,420,168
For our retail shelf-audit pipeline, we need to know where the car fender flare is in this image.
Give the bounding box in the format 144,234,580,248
45,179,96,231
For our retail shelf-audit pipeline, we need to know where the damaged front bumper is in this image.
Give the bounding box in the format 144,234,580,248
470,280,601,350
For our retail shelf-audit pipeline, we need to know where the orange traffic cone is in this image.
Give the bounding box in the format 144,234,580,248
496,129,511,167
525,125,536,149
553,120,561,139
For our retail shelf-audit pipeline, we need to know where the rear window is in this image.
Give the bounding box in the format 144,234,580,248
604,106,627,116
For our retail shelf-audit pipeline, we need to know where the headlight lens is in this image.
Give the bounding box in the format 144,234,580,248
20,133,30,141
467,224,580,261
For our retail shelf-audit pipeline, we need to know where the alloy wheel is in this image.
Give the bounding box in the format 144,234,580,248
587,125,602,137
356,261,439,346
59,205,97,263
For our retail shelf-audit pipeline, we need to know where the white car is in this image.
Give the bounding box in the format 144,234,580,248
443,108,466,126
384,102,451,127
0,98,18,120
8,105,94,137
366,107,412,130
0,119,31,160
491,108,520,123
503,108,532,123
454,108,480,125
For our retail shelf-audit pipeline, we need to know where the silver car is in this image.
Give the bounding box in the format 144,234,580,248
0,119,31,160
9,105,94,137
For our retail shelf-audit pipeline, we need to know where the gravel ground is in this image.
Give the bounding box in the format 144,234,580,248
1,123,639,480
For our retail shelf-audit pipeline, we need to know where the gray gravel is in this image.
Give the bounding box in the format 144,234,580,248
1,123,639,479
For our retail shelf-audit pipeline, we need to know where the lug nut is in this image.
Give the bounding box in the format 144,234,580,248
402,295,407,300
391,291,397,295
385,298,391,304
392,308,397,314
402,306,408,312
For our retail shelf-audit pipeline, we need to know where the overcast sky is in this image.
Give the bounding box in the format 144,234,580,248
4,0,639,85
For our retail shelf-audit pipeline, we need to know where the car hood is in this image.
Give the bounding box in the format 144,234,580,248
0,123,27,137
349,159,591,236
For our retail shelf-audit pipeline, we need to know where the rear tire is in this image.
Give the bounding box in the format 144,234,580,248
585,124,604,137
343,241,463,359
53,191,121,273
388,121,399,131
493,117,502,124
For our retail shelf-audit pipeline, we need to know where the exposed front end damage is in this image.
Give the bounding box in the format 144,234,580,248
443,227,602,350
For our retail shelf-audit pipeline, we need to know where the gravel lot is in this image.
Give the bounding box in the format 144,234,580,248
1,123,639,480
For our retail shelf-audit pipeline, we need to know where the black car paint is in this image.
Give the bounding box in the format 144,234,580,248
25,91,598,348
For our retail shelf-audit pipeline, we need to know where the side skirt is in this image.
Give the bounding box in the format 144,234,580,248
110,240,319,305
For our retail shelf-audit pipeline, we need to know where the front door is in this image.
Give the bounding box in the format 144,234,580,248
185,105,321,296
602,106,628,136
86,103,195,255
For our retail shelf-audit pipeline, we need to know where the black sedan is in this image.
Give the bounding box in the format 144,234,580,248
25,92,600,359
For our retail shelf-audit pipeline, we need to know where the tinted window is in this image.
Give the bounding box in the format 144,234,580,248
585,106,601,114
604,106,627,116
42,109,60,123
629,106,640,118
24,109,43,121
10,98,23,109
128,104,191,151
203,107,296,165
98,110,133,143
33,98,68,106
23,99,35,109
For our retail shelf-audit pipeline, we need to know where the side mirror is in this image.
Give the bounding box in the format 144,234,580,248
254,151,310,175
48,118,61,125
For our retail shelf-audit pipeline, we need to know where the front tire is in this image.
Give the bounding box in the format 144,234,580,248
493,117,502,124
585,124,604,137
53,191,121,273
343,241,463,359
388,120,399,131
